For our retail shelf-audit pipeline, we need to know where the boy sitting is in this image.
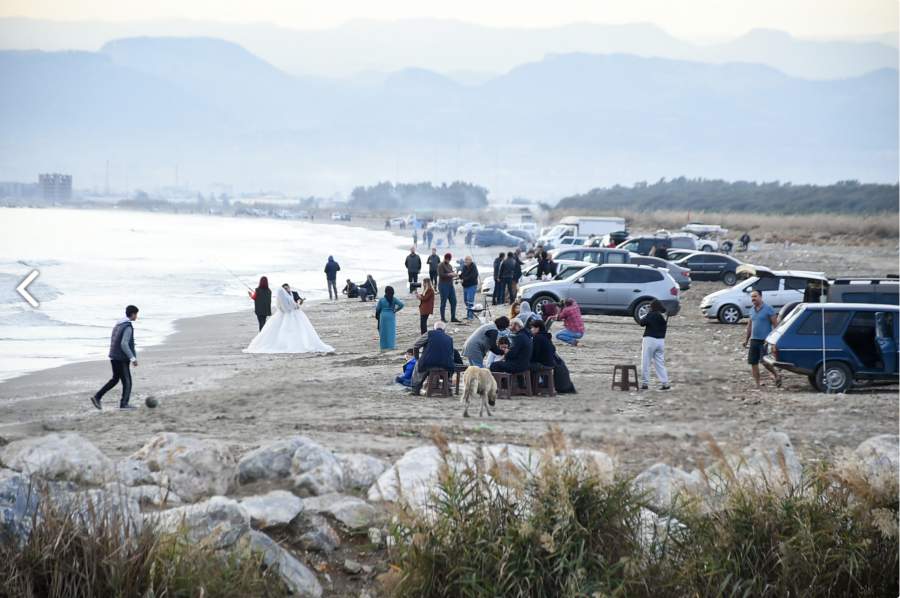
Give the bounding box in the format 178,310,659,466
395,348,417,386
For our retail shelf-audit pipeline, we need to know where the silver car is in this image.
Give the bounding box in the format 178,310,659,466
518,263,682,323
629,255,692,291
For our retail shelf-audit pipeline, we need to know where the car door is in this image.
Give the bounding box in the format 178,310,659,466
606,267,644,313
749,276,781,308
704,255,730,280
683,255,710,280
874,312,898,375
568,266,610,309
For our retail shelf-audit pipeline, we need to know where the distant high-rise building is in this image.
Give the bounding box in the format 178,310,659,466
39,174,72,201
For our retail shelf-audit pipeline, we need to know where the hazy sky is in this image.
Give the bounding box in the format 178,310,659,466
1,0,896,41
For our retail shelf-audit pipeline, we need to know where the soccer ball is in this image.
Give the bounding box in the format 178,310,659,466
145,395,159,409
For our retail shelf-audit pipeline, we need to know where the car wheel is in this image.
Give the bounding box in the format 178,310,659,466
633,300,651,324
807,374,819,389
530,294,556,315
813,362,853,393
702,245,712,252
722,271,737,285
717,304,742,324
778,302,801,323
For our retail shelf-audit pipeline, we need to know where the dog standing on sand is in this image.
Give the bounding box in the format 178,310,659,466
461,366,498,418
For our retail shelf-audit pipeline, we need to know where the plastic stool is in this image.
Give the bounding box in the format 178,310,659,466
491,372,511,400
511,371,533,397
425,370,450,398
532,369,556,397
611,365,639,391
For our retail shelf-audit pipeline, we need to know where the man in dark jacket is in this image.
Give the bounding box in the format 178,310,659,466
497,252,517,305
528,319,556,370
512,249,524,297
359,275,377,302
90,305,140,410
342,279,358,298
324,256,341,300
410,322,456,395
427,248,441,286
491,252,505,305
460,255,479,322
405,247,422,294
490,318,533,374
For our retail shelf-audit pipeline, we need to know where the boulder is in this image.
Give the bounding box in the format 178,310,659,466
632,464,703,511
0,434,115,485
132,433,238,503
240,490,305,532
482,444,539,482
295,516,341,552
247,530,323,598
290,441,344,496
337,453,390,490
115,458,158,487
855,434,899,477
104,483,183,508
368,444,477,514
0,504,32,548
323,496,378,529
566,449,616,485
0,468,40,521
737,432,802,490
152,496,250,549
239,437,319,484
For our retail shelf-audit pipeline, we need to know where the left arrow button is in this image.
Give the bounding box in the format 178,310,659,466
17,270,40,308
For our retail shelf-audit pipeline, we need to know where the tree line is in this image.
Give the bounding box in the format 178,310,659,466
556,178,899,215
348,181,489,211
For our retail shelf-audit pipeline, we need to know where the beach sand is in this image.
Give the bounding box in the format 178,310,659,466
1,220,897,475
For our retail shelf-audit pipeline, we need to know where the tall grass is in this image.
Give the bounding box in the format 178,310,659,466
386,430,899,598
0,489,287,598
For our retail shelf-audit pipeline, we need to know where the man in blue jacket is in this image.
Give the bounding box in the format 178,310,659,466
90,305,139,410
324,256,341,299
410,322,456,395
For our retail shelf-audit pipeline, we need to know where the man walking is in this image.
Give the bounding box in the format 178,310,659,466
405,247,422,294
497,252,516,304
427,248,441,286
324,256,341,300
740,232,751,252
90,305,140,410
743,289,782,390
555,298,585,346
437,252,461,323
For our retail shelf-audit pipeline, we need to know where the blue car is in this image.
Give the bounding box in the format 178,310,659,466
764,303,899,393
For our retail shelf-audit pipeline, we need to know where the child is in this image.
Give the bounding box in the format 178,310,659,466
396,348,417,386
485,336,511,368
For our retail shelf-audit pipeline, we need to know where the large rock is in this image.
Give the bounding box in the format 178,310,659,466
240,490,305,532
290,441,344,496
239,437,319,484
632,464,703,511
0,504,32,548
115,458,158,487
337,453,390,490
368,444,478,514
295,515,341,552
482,444,539,483
104,483,183,508
306,494,378,529
855,434,899,477
0,434,115,485
152,496,249,549
737,432,802,490
247,530,323,597
566,449,616,485
132,433,239,502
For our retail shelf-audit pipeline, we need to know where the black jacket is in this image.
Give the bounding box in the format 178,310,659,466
427,254,441,272
405,253,422,272
530,331,556,368
639,311,667,339
254,287,272,316
513,255,523,279
493,257,503,280
502,328,533,371
536,259,550,278
499,257,516,279
460,262,479,288
324,258,341,281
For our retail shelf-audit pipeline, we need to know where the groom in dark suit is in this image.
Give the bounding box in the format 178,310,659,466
282,284,303,305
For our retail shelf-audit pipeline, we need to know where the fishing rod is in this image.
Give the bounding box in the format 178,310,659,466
212,256,253,291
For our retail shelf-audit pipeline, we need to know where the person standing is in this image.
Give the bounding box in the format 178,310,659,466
90,305,140,410
461,316,509,367
324,256,341,300
537,250,551,281
405,247,422,294
427,248,441,286
497,252,516,305
639,299,671,391
491,252,504,305
248,276,272,330
512,249,524,298
415,278,435,334
376,286,404,350
459,255,479,323
743,289,782,390
447,229,454,246
556,298,585,346
656,243,669,261
412,230,419,250
740,232,751,251
437,253,460,323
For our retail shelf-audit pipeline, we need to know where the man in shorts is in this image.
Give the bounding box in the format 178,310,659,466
742,289,782,390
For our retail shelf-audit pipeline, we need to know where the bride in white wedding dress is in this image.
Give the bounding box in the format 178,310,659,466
244,288,334,353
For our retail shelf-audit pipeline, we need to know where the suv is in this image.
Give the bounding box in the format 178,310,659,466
629,255,692,291
553,248,630,265
700,267,827,324
518,263,681,323
473,228,519,247
764,303,899,393
759,272,899,321
618,234,671,256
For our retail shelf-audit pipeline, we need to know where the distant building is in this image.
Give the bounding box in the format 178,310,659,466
39,174,72,201
0,181,38,199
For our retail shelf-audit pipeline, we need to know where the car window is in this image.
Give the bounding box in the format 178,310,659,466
607,252,627,263
609,268,635,284
633,269,664,283
842,292,875,303
620,241,638,252
706,256,727,263
556,251,577,260
751,278,780,292
557,266,586,280
686,255,707,265
583,252,603,264
581,268,609,283
797,311,850,335
876,293,900,305
784,277,809,292
525,265,539,277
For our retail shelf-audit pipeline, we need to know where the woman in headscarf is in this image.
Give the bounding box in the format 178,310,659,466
375,286,404,350
248,276,271,330
244,287,333,353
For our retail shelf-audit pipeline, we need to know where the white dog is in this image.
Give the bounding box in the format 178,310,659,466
461,366,498,418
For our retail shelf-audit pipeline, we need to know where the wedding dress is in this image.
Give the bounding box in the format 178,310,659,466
244,288,334,353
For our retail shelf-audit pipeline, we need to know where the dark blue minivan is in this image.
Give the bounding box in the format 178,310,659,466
764,303,899,393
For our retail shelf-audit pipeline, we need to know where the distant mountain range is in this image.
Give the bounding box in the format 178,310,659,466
0,37,896,198
0,18,897,81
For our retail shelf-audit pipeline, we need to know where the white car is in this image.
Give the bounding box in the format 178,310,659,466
481,259,584,295
457,222,484,233
331,212,342,220
389,217,406,226
699,266,827,324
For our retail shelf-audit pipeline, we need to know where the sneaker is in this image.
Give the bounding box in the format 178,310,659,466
658,385,672,392
119,404,138,410
450,318,462,323
639,385,649,391
90,395,102,410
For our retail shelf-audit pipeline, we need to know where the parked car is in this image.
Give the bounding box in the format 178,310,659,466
674,253,744,285
481,259,583,296
554,236,589,250
332,212,342,220
629,255,692,291
672,232,717,252
278,210,299,219
458,221,483,233
341,214,351,221
389,217,406,226
665,248,704,262
553,247,630,265
472,228,520,247
518,263,681,323
764,303,899,393
699,267,826,324
618,234,672,256
505,229,535,245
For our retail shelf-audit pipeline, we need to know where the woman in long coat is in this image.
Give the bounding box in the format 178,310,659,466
375,286,404,350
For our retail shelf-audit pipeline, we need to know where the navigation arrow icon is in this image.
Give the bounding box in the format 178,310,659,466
17,270,40,308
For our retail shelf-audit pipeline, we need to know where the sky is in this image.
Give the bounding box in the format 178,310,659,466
0,0,896,42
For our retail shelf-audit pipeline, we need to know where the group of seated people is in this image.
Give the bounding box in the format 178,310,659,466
343,275,378,301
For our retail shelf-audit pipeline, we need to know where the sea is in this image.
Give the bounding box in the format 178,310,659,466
0,207,410,382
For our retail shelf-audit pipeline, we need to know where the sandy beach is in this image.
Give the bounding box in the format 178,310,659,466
1,219,897,475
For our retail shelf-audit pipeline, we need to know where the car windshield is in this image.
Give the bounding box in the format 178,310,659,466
556,265,590,280
546,225,568,237
774,305,805,333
